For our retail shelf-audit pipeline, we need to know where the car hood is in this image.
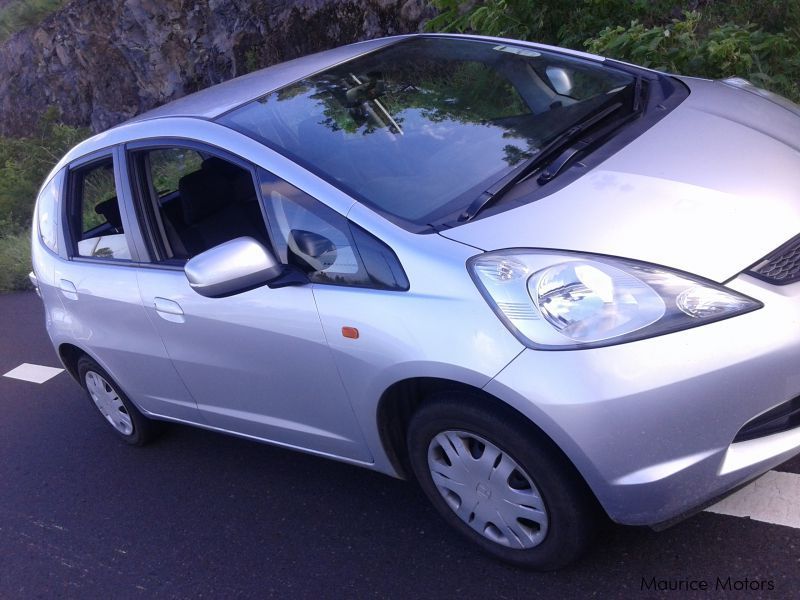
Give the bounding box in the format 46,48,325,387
439,77,800,282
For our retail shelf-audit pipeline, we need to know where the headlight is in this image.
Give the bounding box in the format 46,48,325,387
468,250,762,349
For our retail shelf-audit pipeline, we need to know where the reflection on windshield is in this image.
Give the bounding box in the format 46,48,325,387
219,38,634,225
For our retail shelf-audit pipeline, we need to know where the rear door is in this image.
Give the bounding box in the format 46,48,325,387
55,148,198,420
123,140,372,462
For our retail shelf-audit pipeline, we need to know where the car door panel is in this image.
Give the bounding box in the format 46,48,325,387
56,151,199,422
54,259,200,420
135,263,373,462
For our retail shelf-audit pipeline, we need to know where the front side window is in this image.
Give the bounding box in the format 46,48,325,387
130,147,271,261
148,147,203,197
70,158,131,260
259,169,408,290
128,144,407,290
218,37,635,227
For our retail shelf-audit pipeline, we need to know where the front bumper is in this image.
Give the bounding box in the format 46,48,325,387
484,273,800,526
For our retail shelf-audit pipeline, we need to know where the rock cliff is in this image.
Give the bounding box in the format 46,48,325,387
0,0,431,135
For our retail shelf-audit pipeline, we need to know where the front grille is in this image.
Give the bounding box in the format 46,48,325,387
748,234,800,285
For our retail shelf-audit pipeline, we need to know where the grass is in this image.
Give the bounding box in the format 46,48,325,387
0,228,31,292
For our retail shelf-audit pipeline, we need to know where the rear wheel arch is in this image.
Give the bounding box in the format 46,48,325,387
58,344,135,407
58,343,87,383
76,354,160,445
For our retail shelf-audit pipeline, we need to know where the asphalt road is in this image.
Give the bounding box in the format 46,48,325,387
2,291,799,598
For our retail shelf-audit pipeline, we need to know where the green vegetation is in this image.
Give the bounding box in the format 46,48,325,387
427,0,800,103
0,0,67,42
0,107,88,229
79,161,117,231
3,1,800,291
586,13,800,103
148,147,203,195
0,225,31,292
312,59,531,136
0,108,87,291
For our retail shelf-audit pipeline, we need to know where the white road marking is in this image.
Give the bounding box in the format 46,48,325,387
706,470,800,529
3,363,64,384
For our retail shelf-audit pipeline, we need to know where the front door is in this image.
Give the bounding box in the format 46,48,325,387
126,142,372,462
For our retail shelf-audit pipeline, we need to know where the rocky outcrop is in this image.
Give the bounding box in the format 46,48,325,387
0,0,432,135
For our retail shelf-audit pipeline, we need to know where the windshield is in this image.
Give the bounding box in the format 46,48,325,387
218,37,636,227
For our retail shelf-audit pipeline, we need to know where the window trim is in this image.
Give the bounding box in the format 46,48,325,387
139,151,173,260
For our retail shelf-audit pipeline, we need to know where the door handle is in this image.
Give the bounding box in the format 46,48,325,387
153,297,185,323
59,279,78,300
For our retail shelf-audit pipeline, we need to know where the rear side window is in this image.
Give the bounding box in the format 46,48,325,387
69,158,131,260
36,174,61,253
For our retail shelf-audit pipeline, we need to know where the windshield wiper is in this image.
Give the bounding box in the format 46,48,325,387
456,98,627,223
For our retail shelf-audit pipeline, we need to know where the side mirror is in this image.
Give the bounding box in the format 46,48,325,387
288,229,337,272
185,237,283,298
546,66,573,97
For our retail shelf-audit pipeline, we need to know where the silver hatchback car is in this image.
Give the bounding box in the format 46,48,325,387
31,34,800,569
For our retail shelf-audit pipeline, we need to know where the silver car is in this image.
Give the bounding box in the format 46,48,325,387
30,34,800,569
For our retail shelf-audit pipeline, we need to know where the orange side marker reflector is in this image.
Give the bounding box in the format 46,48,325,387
342,326,359,339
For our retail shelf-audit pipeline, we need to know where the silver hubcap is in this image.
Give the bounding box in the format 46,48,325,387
85,371,133,436
427,430,548,549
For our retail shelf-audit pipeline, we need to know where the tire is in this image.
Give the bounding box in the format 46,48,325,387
407,393,598,570
77,356,160,446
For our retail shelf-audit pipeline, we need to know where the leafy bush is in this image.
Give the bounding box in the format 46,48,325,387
427,1,689,46
0,108,87,230
0,109,86,291
586,12,800,101
427,1,800,102
0,226,31,292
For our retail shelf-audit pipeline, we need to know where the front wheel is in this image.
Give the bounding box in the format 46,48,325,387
407,394,598,570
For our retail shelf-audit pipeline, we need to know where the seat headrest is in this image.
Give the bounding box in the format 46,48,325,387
178,169,232,225
202,157,242,178
94,197,122,229
203,157,255,201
